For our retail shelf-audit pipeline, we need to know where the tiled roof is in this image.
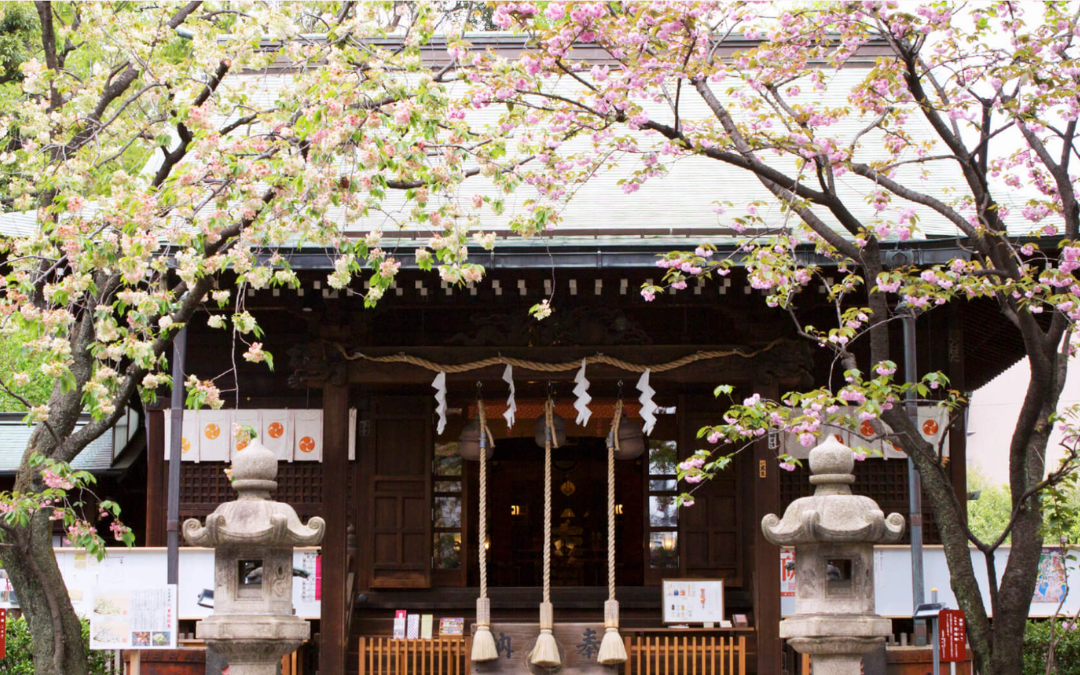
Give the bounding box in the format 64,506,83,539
0,414,119,473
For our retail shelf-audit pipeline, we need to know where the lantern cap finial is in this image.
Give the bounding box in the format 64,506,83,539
231,438,278,498
808,435,856,491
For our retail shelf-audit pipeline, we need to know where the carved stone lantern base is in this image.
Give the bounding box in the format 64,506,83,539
200,614,310,675
782,615,892,675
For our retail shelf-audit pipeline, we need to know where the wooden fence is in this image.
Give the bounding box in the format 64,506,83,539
623,634,747,675
357,637,472,675
357,633,745,674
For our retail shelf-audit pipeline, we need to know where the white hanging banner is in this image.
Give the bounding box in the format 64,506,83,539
918,406,951,458
348,407,357,461
573,358,592,426
164,410,200,462
293,410,322,462
432,371,448,435
848,417,885,459
231,410,261,460
637,368,657,435
502,365,517,429
261,409,292,462
198,410,230,463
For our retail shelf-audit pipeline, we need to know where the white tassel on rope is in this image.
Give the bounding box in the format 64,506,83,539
432,371,448,435
637,368,657,435
573,358,592,426
598,401,628,665
502,364,517,429
471,401,499,662
531,400,561,668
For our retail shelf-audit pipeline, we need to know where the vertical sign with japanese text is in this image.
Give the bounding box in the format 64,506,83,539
939,609,967,662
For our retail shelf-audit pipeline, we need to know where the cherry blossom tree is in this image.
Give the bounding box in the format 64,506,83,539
463,2,1080,673
0,2,525,672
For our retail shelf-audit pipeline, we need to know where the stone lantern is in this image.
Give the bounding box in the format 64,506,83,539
183,439,325,675
762,436,905,675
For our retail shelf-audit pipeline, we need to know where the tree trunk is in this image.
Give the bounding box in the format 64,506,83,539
0,515,91,675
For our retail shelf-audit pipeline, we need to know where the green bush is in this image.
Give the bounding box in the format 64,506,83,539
0,616,110,674
1024,619,1080,675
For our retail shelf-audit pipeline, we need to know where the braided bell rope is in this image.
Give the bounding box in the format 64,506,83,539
334,340,782,374
543,398,557,605
471,400,499,662
478,400,489,601
608,400,623,603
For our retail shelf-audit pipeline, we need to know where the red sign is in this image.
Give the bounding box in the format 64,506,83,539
0,607,7,659
939,609,966,662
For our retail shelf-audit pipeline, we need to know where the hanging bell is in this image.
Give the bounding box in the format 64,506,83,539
613,418,645,460
534,411,567,448
459,420,494,461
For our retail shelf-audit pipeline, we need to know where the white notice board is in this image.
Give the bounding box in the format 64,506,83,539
89,585,177,650
662,579,725,624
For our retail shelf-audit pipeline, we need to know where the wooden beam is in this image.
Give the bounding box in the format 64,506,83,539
145,409,166,546
320,383,350,675
752,382,782,675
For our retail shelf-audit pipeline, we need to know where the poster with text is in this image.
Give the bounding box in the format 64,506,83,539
780,547,796,597
662,579,725,624
90,585,177,650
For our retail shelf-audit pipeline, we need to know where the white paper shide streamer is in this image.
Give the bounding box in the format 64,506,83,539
503,364,517,429
637,368,657,435
432,371,448,435
573,358,592,426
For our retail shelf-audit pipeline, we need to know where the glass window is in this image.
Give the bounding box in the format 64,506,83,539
434,496,462,528
433,533,462,570
649,496,678,528
648,532,679,569
646,438,679,570
433,443,464,571
434,442,463,476
649,440,677,475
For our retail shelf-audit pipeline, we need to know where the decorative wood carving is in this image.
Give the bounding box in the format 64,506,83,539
287,341,346,387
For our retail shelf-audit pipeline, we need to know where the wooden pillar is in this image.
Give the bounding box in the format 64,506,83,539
145,409,166,546
948,304,968,521
752,382,782,675
320,383,350,675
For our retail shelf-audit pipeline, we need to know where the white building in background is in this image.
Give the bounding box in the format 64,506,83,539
968,359,1080,485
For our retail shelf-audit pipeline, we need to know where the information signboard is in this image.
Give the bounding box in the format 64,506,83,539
939,609,967,662
89,585,177,650
661,579,725,624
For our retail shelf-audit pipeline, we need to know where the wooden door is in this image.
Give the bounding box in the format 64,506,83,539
679,401,743,584
367,397,433,589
